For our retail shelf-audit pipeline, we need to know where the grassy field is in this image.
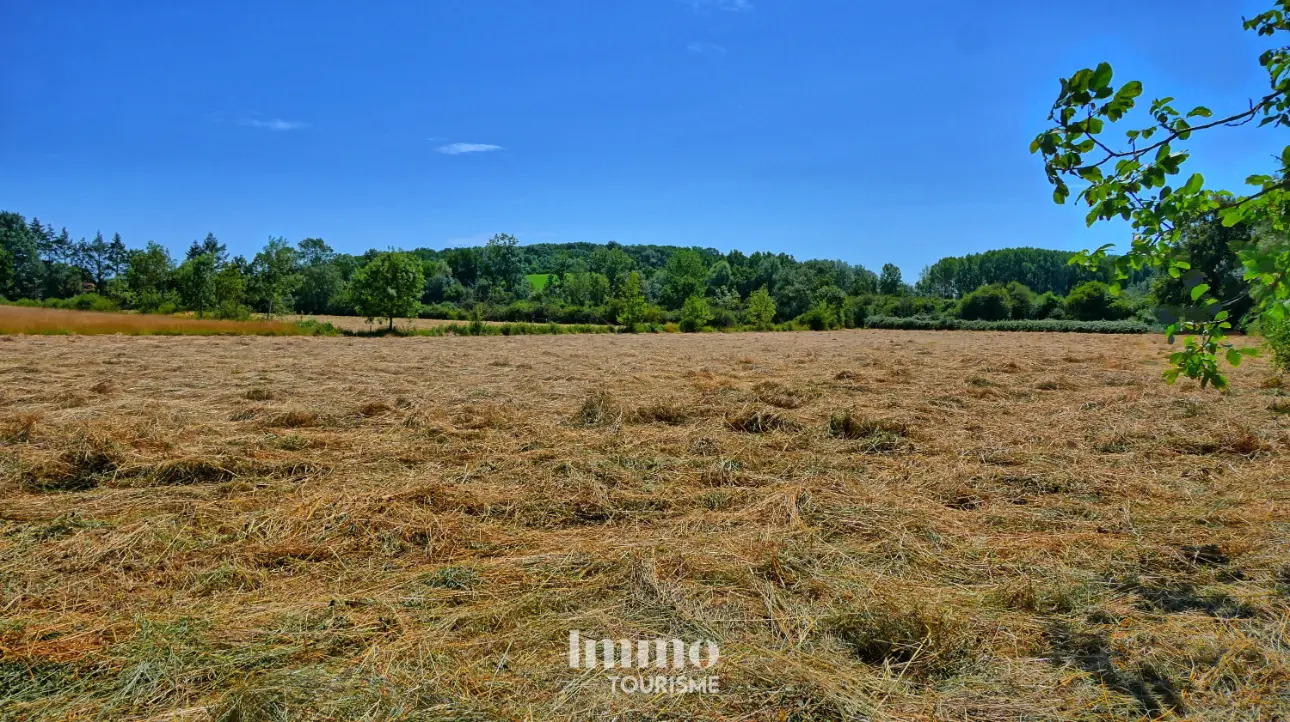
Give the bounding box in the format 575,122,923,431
527,273,553,292
1,330,1288,720
0,306,322,336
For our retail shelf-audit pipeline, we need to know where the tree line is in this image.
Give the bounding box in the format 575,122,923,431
3,208,1260,332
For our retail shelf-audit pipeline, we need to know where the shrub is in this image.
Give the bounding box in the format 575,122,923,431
798,301,840,331
680,294,714,332
1034,291,1064,319
1003,282,1036,319
1064,281,1125,321
1265,316,1290,373
958,284,1013,321
863,316,1151,334
64,293,118,312
744,286,777,330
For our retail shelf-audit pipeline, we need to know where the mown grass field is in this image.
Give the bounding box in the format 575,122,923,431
1,330,1288,720
0,306,317,336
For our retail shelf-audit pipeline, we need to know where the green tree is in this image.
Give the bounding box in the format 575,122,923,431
214,260,250,319
1003,281,1036,319
186,233,227,266
123,242,176,311
1064,281,1119,321
878,263,903,295
0,212,45,299
616,271,649,330
1035,291,1065,319
1151,215,1255,326
249,237,301,316
481,233,527,299
175,252,217,316
589,245,635,290
1032,1,1289,387
295,238,343,315
660,249,707,308
745,286,777,329
680,294,713,332
958,284,1013,321
350,251,425,330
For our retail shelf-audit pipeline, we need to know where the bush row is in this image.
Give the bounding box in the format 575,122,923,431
863,316,1153,334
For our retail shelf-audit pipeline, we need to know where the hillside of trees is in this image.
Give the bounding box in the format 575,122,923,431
2,209,1251,332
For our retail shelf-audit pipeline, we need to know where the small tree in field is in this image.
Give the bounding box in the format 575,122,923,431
351,251,424,331
616,271,649,330
680,294,713,332
745,286,776,329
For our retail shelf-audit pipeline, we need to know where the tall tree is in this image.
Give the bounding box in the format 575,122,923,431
123,242,176,311
175,252,217,317
187,233,228,266
249,237,301,316
878,263,904,295
480,233,526,299
659,249,707,309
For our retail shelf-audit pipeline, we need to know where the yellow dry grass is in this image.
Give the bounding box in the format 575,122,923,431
1,330,1287,720
0,305,313,336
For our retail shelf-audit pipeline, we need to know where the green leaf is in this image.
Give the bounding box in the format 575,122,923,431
1117,81,1143,100
1187,106,1213,118
1181,173,1204,195
1091,63,1113,91
1226,347,1243,366
1190,283,1209,301
1220,207,1246,227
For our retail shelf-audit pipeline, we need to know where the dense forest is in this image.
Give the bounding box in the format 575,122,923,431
0,209,1248,331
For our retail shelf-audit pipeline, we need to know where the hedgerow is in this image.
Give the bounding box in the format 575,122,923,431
863,316,1153,334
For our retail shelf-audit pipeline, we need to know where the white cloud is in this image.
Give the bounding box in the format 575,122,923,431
685,0,752,13
436,142,504,155
686,41,728,55
239,117,307,131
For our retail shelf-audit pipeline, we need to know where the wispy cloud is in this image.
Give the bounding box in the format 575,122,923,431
238,117,307,131
436,142,504,155
686,41,728,55
684,0,753,13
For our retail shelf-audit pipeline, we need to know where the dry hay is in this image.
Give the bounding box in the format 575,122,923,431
0,330,1287,721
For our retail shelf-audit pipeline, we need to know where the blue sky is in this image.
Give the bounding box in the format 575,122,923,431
0,0,1281,277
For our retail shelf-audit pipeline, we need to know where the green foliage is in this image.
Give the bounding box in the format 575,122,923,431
616,271,649,330
799,301,840,331
1003,281,1035,319
864,316,1151,333
1064,281,1128,322
745,286,776,330
480,233,527,300
1032,1,1290,388
679,294,714,332
175,253,217,317
350,251,425,330
660,249,708,308
1265,316,1290,372
878,263,904,295
1035,291,1065,319
958,284,1013,321
248,237,301,317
